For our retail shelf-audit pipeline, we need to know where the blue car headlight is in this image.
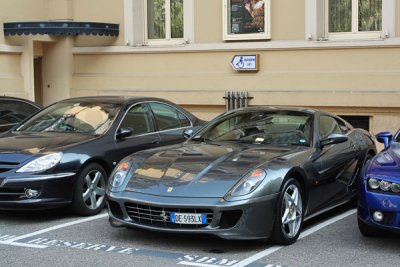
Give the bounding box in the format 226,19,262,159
367,177,400,194
230,169,267,197
109,161,131,189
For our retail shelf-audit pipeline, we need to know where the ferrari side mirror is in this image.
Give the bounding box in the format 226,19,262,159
320,133,348,148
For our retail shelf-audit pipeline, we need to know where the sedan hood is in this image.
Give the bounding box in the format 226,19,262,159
0,132,97,164
127,143,299,198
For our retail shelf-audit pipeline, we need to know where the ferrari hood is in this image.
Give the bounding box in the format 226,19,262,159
126,143,299,198
0,132,97,164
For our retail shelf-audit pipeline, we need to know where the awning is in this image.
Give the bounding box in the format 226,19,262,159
3,21,119,37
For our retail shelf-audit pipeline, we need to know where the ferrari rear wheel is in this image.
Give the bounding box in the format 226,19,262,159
272,178,304,245
71,163,107,216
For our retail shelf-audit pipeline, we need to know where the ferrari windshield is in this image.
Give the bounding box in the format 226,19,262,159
194,110,313,146
16,102,121,134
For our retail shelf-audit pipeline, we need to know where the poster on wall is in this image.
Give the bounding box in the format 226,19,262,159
223,0,270,40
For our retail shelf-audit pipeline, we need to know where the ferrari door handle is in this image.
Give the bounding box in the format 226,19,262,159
152,139,160,144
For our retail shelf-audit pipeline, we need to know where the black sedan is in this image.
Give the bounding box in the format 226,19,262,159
0,96,204,215
0,96,42,133
107,106,376,244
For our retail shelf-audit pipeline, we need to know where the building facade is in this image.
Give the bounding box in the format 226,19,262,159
1,0,400,138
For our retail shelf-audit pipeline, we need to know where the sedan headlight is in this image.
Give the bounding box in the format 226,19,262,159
16,152,62,173
109,161,131,188
230,169,267,197
367,177,400,194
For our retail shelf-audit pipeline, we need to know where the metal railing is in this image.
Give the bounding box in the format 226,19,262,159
223,91,253,111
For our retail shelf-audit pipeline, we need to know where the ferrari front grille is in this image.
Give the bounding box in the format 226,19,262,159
125,202,213,229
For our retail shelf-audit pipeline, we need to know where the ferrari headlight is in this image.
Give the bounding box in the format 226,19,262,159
230,169,267,197
109,161,131,188
367,177,400,194
16,152,62,173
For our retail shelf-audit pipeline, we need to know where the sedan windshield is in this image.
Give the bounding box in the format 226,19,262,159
193,110,313,146
16,102,121,134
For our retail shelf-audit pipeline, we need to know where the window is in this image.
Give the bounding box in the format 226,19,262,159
124,0,193,46
149,102,191,131
120,104,155,136
223,0,271,40
199,111,312,146
319,116,343,139
305,0,394,41
326,0,382,39
147,0,183,42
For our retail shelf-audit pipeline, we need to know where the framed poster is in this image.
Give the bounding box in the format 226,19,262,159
223,0,271,40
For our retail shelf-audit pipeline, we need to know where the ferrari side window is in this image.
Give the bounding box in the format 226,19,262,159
319,116,342,139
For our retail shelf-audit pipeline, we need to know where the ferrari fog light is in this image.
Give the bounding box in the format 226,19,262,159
379,180,391,191
391,183,400,193
25,189,39,198
373,211,384,222
368,178,380,190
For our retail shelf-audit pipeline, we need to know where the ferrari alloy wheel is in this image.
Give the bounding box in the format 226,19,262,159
72,163,107,216
272,178,304,245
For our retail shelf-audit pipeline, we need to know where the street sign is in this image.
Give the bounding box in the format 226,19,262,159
231,55,259,72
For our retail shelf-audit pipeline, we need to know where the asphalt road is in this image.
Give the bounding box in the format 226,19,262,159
0,205,398,267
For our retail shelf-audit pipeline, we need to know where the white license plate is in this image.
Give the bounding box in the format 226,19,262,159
170,212,206,225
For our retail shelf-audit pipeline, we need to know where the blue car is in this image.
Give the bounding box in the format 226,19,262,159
358,130,400,236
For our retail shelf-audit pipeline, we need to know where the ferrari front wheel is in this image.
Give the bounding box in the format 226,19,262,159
272,178,304,245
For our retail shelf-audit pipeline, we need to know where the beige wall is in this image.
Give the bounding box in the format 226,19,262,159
271,0,305,40
194,0,223,43
0,0,48,45
0,53,25,97
72,46,400,123
397,2,400,37
73,0,124,46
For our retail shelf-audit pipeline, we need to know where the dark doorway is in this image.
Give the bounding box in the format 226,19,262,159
34,57,43,105
339,115,370,131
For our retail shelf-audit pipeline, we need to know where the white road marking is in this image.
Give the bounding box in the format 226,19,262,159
0,241,48,249
178,262,226,267
231,209,357,267
1,212,108,247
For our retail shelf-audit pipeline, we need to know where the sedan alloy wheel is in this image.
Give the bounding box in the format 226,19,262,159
72,163,107,216
82,169,106,210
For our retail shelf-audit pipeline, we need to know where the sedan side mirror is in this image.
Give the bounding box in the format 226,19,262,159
376,132,392,148
183,129,193,139
117,127,133,139
320,133,348,147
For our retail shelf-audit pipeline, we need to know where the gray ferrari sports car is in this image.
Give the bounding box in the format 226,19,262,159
106,107,376,244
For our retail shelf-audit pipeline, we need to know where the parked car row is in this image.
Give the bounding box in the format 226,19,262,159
0,96,398,244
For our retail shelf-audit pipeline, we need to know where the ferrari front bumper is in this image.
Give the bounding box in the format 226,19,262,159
107,190,279,240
